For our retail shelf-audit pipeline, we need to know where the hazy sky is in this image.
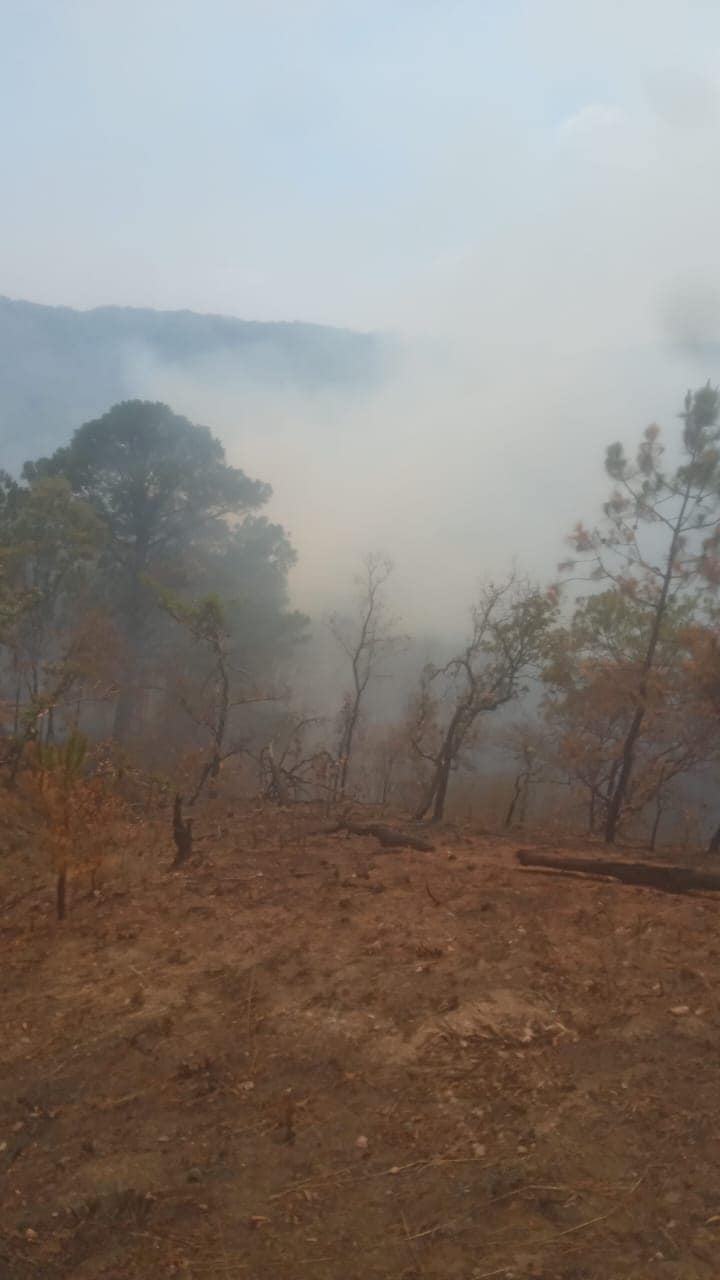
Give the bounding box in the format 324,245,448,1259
4,1,720,626
3,0,720,342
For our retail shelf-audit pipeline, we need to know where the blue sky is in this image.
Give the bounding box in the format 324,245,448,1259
3,0,720,335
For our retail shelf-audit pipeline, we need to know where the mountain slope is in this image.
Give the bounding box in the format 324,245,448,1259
0,296,388,472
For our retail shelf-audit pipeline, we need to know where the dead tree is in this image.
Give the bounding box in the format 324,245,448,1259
172,793,193,866
504,751,534,828
262,742,291,804
498,721,546,828
159,590,276,805
411,579,556,823
255,716,332,803
329,555,406,800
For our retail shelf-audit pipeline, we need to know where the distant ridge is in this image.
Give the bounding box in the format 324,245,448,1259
0,296,388,472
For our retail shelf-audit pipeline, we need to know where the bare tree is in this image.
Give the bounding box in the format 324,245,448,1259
159,592,276,804
253,713,332,804
329,554,405,800
363,723,410,806
411,578,556,823
497,721,547,828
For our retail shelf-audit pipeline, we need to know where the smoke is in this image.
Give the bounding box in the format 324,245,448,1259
125,331,711,640
89,1,720,635
7,1,720,637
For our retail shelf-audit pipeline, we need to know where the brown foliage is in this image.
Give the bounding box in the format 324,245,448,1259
28,736,138,918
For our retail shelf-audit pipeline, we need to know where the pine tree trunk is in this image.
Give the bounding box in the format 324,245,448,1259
431,755,453,823
172,794,193,866
505,774,524,828
605,705,645,843
649,799,664,852
604,486,691,845
337,696,361,800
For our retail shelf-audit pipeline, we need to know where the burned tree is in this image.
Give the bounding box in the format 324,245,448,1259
497,721,547,828
562,385,720,843
159,591,276,804
330,554,405,800
172,793,193,866
411,579,556,823
542,588,716,842
255,714,332,804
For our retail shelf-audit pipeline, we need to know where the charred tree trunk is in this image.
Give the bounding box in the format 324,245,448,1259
604,485,691,845
431,753,453,823
328,819,435,852
416,710,463,823
8,737,25,786
649,797,665,852
337,701,360,800
189,757,216,806
172,794,193,866
264,745,290,805
505,771,527,828
604,705,645,844
189,643,230,805
8,718,39,786
517,848,720,894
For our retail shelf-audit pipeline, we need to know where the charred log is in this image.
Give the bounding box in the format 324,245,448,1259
516,849,720,895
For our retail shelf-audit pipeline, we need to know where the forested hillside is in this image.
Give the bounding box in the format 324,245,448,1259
4,385,720,849
0,296,388,472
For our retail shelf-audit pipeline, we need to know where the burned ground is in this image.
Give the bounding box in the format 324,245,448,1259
2,802,720,1279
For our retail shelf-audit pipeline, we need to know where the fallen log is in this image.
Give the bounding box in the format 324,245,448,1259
329,820,435,853
516,849,720,895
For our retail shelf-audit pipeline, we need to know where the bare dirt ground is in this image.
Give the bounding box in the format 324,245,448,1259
2,799,720,1279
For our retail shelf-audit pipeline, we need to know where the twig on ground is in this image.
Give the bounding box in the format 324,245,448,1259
269,1165,357,1200
401,1207,425,1274
539,1175,643,1243
407,1224,445,1241
470,1174,645,1274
